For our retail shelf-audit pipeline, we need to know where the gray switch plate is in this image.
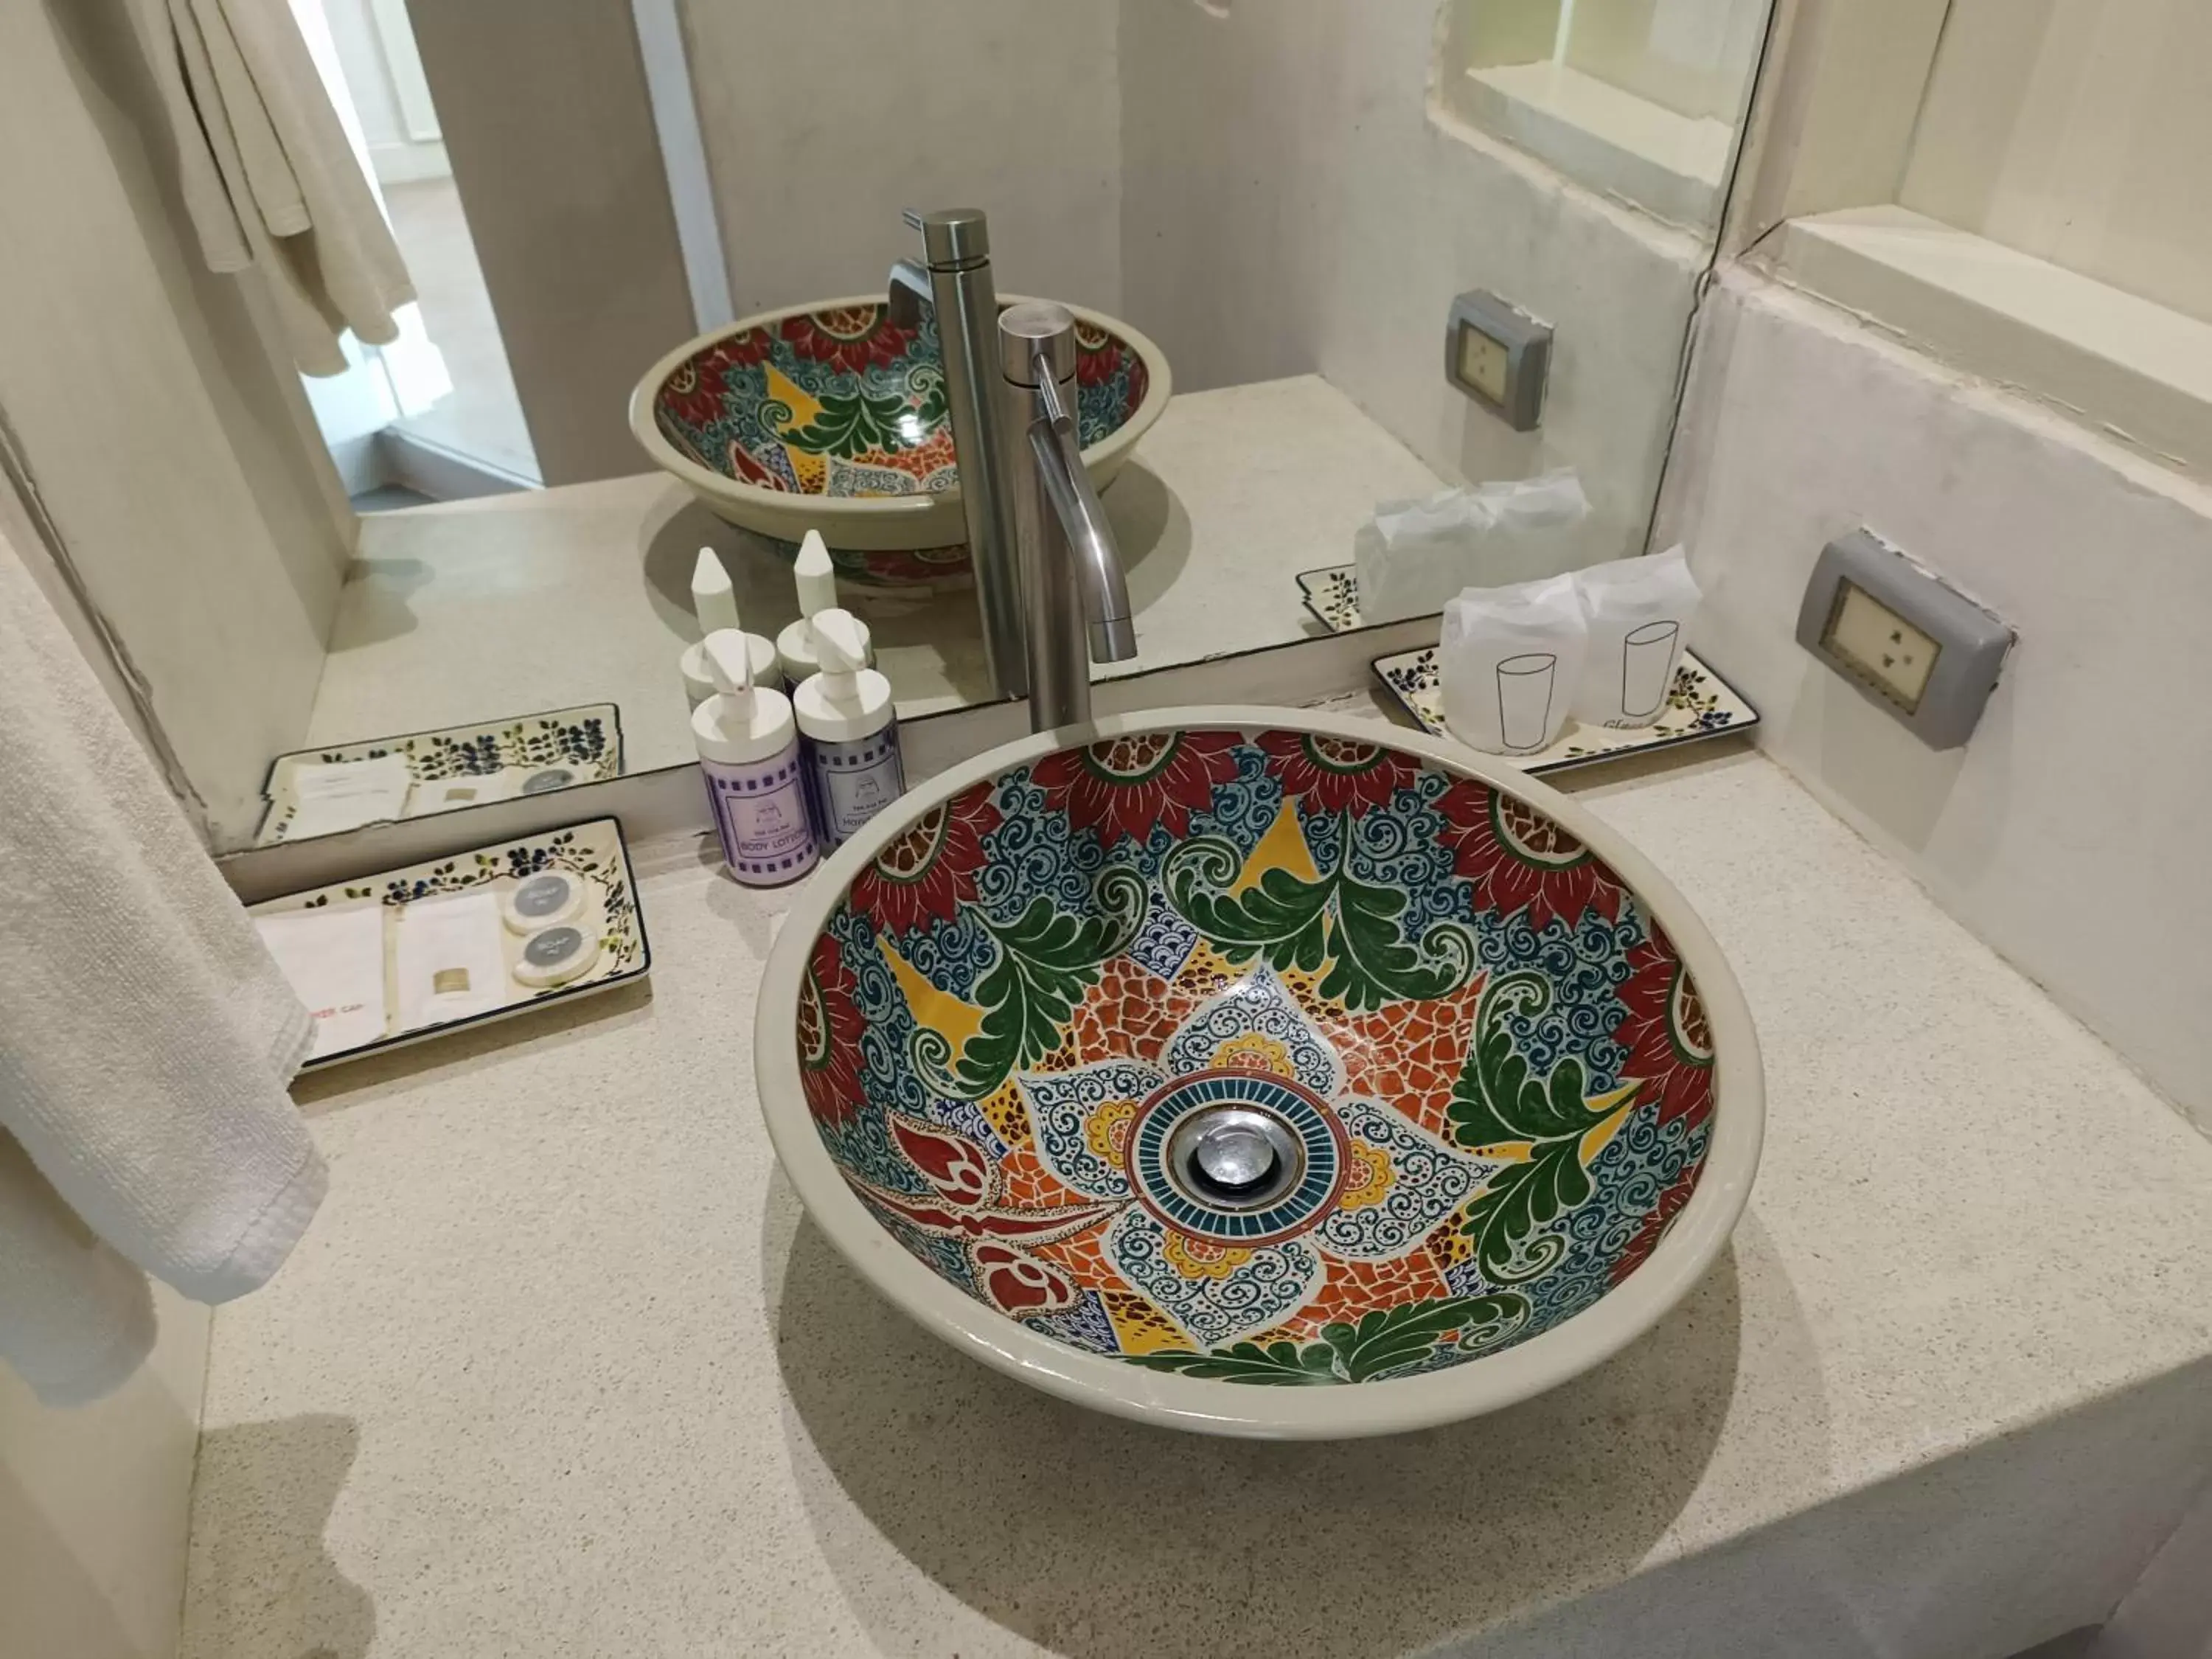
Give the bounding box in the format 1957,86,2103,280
1795,529,2013,748
1445,290,1551,431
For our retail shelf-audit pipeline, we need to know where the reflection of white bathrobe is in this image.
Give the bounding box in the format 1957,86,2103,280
122,0,416,375
0,529,324,1406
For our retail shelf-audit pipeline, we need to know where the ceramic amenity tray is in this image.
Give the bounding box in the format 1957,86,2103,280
1295,564,1759,773
254,702,624,846
248,817,650,1068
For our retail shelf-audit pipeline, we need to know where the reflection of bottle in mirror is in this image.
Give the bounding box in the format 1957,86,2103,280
681,547,779,706
794,608,904,852
776,530,847,684
690,630,818,886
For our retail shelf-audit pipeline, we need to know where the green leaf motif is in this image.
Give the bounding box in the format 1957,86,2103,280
779,386,916,457
1446,972,1638,1284
918,868,1145,1101
1125,1294,1530,1386
1126,1339,1340,1386
1164,823,1473,1013
1455,1143,1584,1284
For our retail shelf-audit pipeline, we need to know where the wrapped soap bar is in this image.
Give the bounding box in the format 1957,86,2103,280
1439,572,1587,755
1353,470,1591,625
1570,545,1702,728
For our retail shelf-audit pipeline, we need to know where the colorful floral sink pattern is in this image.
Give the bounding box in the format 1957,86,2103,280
650,304,1152,585
796,728,1717,1386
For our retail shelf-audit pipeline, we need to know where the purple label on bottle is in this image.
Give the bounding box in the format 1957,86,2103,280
804,728,905,850
701,745,817,885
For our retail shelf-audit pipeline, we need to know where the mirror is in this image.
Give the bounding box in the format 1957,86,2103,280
4,0,1773,854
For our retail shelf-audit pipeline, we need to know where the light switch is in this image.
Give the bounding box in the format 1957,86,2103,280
1795,529,2013,748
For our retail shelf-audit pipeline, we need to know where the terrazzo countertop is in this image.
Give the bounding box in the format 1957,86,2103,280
181,724,2212,1658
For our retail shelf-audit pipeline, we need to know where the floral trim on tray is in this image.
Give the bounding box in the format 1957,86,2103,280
1292,564,1758,774
1371,647,1756,773
257,704,622,846
254,818,650,1068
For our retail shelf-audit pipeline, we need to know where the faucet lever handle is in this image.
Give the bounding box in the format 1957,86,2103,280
901,209,927,234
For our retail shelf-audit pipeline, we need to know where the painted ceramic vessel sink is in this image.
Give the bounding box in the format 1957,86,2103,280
630,294,1169,587
757,709,1761,1438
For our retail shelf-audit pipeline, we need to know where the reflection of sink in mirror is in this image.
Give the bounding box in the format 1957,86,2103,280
630,296,1169,589
757,709,1761,1437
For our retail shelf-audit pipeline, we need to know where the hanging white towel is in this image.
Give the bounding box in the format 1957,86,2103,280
121,0,416,375
0,527,325,1405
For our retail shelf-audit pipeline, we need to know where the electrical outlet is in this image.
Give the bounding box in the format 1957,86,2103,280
1824,581,1941,711
1444,291,1551,431
1795,529,2013,748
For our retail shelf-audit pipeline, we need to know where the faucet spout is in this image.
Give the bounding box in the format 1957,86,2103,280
886,257,933,330
1001,302,1136,731
1026,361,1136,664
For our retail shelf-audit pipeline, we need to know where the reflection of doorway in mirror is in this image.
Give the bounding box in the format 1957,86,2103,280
301,0,538,503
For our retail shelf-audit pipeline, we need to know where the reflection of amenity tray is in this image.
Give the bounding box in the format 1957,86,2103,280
255,703,624,846
1293,564,1759,773
247,817,650,1069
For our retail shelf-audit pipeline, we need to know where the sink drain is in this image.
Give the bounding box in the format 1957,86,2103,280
1124,1069,1349,1245
1166,1106,1304,1211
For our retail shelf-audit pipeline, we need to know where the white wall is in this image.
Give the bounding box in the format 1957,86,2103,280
1119,0,1706,564
0,1287,210,1659
1658,266,2212,1132
678,0,1124,319
0,0,351,848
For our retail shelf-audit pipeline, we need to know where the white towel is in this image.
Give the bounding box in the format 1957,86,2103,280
121,0,416,375
0,529,325,1406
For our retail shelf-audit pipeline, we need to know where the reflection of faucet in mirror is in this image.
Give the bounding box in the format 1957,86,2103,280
887,209,1028,702
999,301,1138,732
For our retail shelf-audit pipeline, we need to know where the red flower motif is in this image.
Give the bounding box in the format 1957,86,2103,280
797,933,867,1130
1031,731,1242,848
971,1242,1079,1315
655,358,723,429
1435,779,1624,929
1257,729,1417,815
846,782,1002,934
781,307,915,375
849,1114,1105,1320
1609,1159,1700,1287
1614,926,1716,1132
1074,325,1119,387
717,327,775,369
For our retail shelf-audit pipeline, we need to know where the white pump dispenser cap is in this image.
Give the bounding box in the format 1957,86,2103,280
793,608,894,742
682,548,779,703
795,530,838,615
776,531,844,681
691,630,799,765
692,547,739,635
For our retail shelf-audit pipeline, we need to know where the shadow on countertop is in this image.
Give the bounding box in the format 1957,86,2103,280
770,1190,1798,1659
178,1413,374,1659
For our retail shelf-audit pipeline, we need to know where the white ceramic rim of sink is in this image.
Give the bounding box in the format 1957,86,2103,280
754,706,1765,1440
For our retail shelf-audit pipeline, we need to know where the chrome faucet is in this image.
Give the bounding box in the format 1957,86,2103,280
999,301,1137,731
888,210,1026,699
